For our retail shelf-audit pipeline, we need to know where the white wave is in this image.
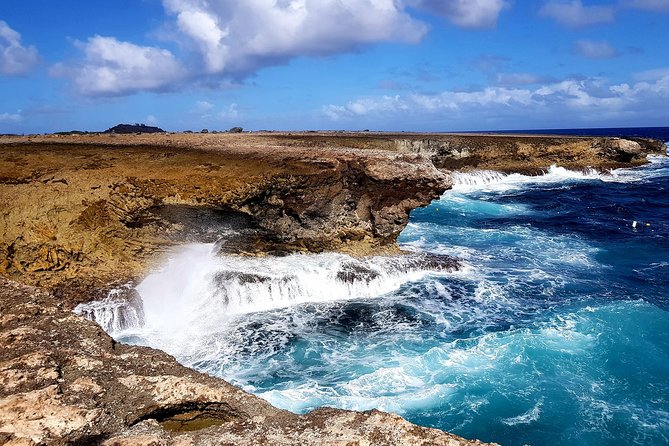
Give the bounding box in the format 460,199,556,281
450,164,635,194
88,244,458,336
257,372,456,415
74,285,144,332
451,170,508,188
502,399,543,426
250,309,598,415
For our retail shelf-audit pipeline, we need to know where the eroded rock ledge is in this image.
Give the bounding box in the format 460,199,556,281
0,135,450,302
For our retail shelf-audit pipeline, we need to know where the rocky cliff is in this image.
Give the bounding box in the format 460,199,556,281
0,135,449,303
0,131,663,446
391,134,664,172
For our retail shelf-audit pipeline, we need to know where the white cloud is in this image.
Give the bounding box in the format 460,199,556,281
62,36,186,96
0,21,39,76
323,73,669,127
324,95,409,120
57,1,515,96
146,114,159,125
625,0,669,12
218,103,239,120
539,1,615,27
410,0,508,29
572,40,619,59
495,73,550,86
191,100,239,121
633,67,669,81
162,0,428,75
195,100,215,114
0,110,22,122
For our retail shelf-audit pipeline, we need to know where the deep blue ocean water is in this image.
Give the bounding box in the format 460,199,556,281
478,126,669,141
98,131,669,446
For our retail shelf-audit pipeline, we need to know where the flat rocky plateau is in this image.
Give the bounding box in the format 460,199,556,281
0,132,663,445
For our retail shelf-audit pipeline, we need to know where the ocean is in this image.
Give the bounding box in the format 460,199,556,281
95,129,669,445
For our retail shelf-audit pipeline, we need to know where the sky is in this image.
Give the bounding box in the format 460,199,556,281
1,0,668,133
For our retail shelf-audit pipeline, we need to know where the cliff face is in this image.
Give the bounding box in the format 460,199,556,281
0,137,449,302
393,135,664,172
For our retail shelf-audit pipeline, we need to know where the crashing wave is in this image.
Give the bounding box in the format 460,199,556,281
74,285,145,332
450,164,625,193
78,245,459,335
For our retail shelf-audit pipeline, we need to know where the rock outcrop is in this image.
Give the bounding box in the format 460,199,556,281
0,135,449,303
105,124,165,134
0,277,495,445
391,134,664,173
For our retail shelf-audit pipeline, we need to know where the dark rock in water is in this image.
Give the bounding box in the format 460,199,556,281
336,262,381,283
397,253,460,272
104,123,165,134
228,127,243,133
213,271,273,285
201,129,209,133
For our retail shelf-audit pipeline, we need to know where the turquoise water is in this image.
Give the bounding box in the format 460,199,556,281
111,155,669,445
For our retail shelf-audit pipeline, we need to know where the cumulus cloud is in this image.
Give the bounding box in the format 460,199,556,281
0,21,39,76
539,1,615,27
323,73,669,127
324,95,410,120
162,0,427,76
57,1,516,96
194,100,215,114
410,0,508,29
572,40,619,59
59,36,186,96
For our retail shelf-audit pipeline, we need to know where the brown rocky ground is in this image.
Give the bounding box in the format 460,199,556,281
0,131,663,445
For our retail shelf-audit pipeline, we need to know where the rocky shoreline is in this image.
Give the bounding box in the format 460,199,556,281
0,132,664,445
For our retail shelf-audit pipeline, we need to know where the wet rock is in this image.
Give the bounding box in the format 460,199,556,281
399,253,461,272
336,262,381,283
74,286,145,332
213,271,273,285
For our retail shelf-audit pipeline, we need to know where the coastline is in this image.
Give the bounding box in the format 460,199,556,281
0,132,664,445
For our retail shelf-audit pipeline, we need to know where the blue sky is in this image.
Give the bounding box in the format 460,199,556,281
1,0,668,133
